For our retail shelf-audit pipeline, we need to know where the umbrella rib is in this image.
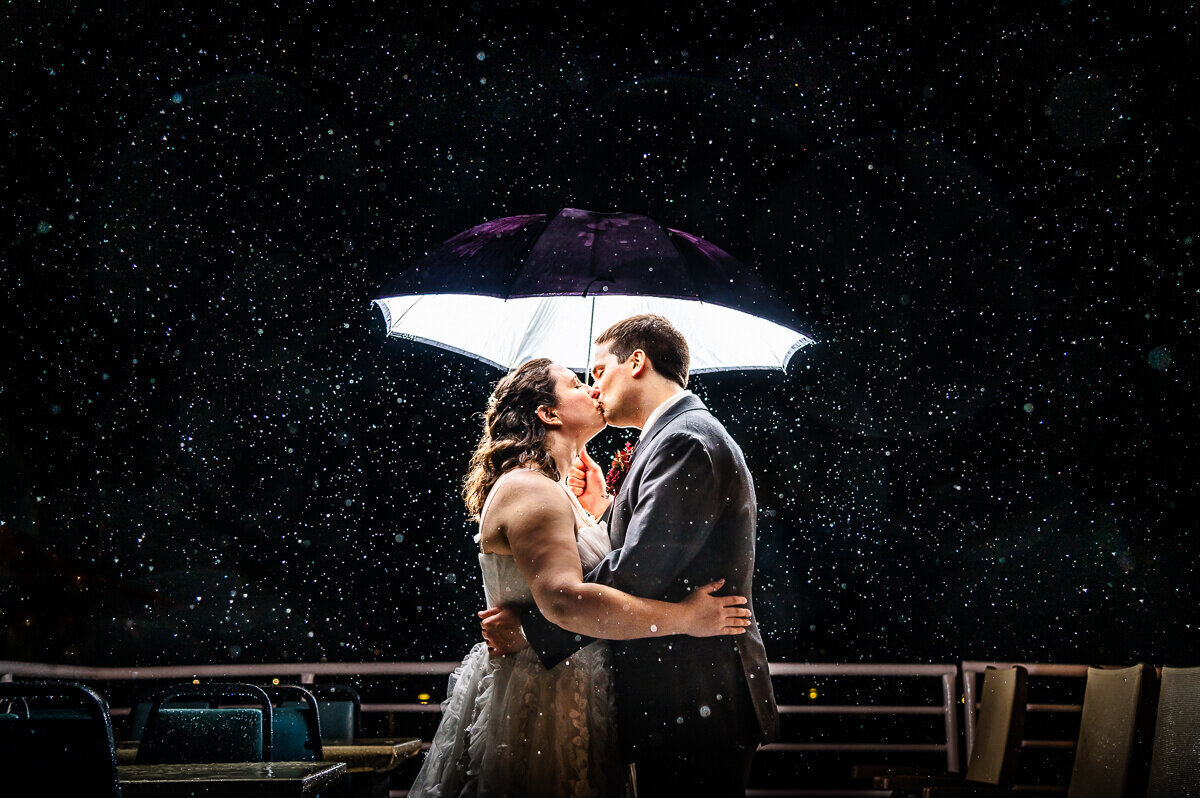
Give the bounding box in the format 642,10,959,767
661,226,702,298
372,297,420,333
388,299,421,328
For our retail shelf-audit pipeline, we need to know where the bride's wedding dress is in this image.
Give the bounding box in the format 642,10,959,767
407,470,628,798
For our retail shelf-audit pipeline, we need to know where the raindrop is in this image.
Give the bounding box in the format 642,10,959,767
1147,347,1172,371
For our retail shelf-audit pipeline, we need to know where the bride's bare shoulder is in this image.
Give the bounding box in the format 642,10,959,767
490,468,563,508
481,470,562,553
489,470,575,532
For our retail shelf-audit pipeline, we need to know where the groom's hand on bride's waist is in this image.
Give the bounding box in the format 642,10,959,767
479,605,529,656
568,447,611,518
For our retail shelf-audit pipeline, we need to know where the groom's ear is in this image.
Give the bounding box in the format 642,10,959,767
629,349,648,378
535,405,561,427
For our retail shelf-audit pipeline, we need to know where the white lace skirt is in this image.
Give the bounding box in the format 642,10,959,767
408,641,629,798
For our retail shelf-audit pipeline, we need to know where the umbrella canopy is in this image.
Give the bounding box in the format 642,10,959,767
373,208,814,372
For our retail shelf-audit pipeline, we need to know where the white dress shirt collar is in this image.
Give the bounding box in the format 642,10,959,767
638,390,692,442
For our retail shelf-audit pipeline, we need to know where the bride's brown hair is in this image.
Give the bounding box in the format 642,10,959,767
463,358,562,521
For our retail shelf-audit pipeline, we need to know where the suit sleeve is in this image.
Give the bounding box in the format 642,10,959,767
587,431,721,597
520,603,596,669
519,500,613,669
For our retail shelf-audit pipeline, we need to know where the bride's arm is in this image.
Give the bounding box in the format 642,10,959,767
501,476,749,640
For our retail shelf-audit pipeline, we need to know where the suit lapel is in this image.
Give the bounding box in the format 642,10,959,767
607,394,707,547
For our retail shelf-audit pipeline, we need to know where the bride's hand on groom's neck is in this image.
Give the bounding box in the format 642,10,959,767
568,447,611,518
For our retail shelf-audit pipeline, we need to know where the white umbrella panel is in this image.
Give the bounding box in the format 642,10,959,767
373,293,814,374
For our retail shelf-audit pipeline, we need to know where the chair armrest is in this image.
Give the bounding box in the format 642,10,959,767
852,765,949,780
924,784,1014,798
876,774,964,790
1011,787,1068,794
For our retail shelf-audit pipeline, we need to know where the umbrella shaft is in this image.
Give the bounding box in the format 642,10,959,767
585,297,596,383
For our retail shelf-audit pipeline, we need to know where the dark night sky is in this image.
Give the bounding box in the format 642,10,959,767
1,2,1196,668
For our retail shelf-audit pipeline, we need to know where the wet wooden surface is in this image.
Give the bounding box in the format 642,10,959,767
117,737,421,773
322,737,421,773
117,761,346,796
116,741,138,764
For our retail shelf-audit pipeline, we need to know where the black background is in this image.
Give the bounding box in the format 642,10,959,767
1,1,1196,668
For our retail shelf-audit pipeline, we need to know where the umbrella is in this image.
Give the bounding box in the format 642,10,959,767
373,208,814,373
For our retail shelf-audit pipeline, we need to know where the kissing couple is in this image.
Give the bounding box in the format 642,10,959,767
408,314,780,798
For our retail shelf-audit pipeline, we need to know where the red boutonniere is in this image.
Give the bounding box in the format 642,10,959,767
605,442,636,496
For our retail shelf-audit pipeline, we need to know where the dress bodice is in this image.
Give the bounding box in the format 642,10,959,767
474,469,611,608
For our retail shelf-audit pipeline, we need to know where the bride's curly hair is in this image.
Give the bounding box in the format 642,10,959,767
463,358,561,521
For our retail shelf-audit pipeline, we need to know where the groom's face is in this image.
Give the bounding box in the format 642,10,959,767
589,343,637,428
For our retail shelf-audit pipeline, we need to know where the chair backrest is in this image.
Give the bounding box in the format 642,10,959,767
128,699,208,740
965,666,1028,786
1146,666,1200,797
1067,664,1158,798
28,708,92,719
2,697,30,719
266,685,323,761
0,681,121,798
308,684,360,743
136,682,273,765
316,701,356,743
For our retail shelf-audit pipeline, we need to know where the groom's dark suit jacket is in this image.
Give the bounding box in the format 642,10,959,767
521,393,780,758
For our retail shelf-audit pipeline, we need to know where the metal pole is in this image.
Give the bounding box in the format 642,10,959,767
942,671,961,772
963,670,977,762
586,296,597,382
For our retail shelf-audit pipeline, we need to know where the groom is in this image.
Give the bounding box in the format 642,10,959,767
482,313,779,796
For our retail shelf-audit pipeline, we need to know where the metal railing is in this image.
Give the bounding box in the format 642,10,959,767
1,658,960,798
961,660,1090,761
0,659,461,720
766,663,959,773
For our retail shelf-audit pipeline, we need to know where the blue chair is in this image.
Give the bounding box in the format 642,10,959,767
266,685,323,761
308,683,361,743
0,681,121,798
136,682,273,765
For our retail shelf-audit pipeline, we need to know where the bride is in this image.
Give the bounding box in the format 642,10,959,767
408,358,752,798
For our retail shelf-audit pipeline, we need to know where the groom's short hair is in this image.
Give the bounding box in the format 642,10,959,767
596,314,690,388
